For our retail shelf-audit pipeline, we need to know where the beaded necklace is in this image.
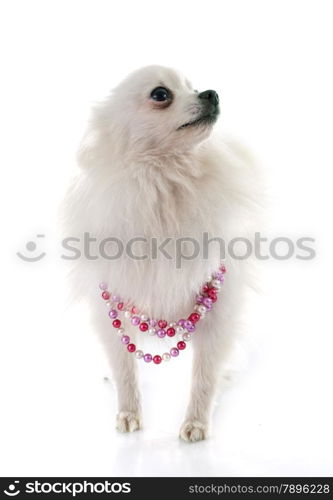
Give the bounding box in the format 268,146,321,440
99,263,226,365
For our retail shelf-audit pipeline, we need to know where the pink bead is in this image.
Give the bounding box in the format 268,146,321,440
112,319,121,328
101,291,110,300
157,329,166,338
121,335,130,344
177,341,186,350
203,284,210,293
139,322,148,332
203,297,212,308
208,288,217,299
99,282,107,290
131,316,140,326
144,353,152,363
170,347,179,357
220,264,226,273
213,271,224,282
158,319,167,329
196,295,204,304
166,327,175,337
131,306,138,314
127,343,136,352
117,302,124,310
153,355,162,364
189,312,200,323
108,309,118,319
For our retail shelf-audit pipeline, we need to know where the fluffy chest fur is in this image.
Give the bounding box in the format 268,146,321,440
65,139,251,319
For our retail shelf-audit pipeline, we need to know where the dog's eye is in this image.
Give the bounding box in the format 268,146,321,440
150,87,170,102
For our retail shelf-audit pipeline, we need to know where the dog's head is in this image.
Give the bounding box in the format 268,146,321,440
83,66,220,162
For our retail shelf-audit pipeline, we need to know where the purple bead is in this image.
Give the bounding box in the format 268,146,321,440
184,320,193,330
213,271,224,282
178,319,186,327
144,353,152,363
203,297,212,307
121,335,130,345
196,294,204,304
149,318,157,327
99,282,107,290
131,316,140,326
108,309,118,319
157,329,166,338
187,323,196,333
170,347,179,357
112,294,120,302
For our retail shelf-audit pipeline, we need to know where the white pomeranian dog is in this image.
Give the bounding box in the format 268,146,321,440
63,65,260,442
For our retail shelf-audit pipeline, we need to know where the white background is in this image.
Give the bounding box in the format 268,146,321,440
1,0,333,477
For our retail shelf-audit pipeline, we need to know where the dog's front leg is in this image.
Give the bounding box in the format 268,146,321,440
94,314,142,432
113,340,142,433
179,312,231,443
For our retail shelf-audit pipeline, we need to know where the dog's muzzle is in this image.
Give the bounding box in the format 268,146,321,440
178,89,220,130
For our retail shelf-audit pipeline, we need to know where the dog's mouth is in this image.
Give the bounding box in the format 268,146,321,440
177,111,219,130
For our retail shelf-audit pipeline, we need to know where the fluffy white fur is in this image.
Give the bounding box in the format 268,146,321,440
63,65,260,442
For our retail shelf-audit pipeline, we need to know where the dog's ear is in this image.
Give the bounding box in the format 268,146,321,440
77,103,123,170
77,125,102,169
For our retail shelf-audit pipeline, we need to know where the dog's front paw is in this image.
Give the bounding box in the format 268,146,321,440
116,411,141,433
179,419,208,443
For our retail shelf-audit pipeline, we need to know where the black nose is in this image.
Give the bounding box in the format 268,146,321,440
198,89,219,106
